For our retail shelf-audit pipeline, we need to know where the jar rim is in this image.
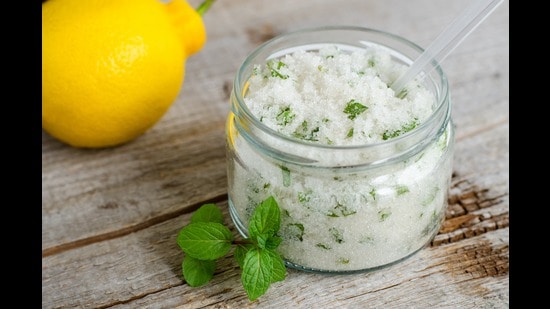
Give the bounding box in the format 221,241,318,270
232,25,450,152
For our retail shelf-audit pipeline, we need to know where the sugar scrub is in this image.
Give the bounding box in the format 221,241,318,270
226,27,454,273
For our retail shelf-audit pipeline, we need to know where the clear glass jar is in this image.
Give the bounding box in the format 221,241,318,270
226,26,454,273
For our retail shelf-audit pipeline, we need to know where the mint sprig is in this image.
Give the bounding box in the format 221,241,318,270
176,196,286,301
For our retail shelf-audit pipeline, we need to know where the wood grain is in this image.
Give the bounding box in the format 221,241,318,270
42,0,509,307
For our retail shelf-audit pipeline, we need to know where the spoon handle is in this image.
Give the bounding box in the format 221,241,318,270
391,0,504,94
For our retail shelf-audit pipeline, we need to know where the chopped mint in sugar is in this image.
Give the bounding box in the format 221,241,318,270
176,196,286,301
292,120,320,141
281,223,305,241
243,46,434,146
395,185,410,195
378,209,392,221
329,227,345,244
382,118,419,140
369,188,377,200
337,257,350,264
396,88,408,99
281,165,291,187
276,106,295,126
346,128,354,138
327,202,357,217
228,45,451,272
368,58,376,67
343,99,368,120
267,60,289,79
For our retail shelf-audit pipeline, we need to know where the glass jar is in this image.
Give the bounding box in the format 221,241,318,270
226,26,454,273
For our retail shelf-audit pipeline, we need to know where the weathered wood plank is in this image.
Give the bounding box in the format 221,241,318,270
42,206,508,309
42,123,509,308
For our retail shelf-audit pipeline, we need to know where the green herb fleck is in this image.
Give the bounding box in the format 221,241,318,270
396,185,410,195
176,196,287,301
293,120,320,141
252,66,260,76
422,210,442,236
283,223,305,241
382,118,419,140
378,209,392,222
267,60,289,79
343,99,368,120
438,127,449,150
276,107,295,126
327,202,357,217
316,243,331,250
368,58,376,67
422,187,439,206
298,190,312,203
329,227,344,244
396,88,408,99
281,165,291,187
346,128,354,138
282,209,291,217
359,235,375,244
337,257,350,264
369,188,376,200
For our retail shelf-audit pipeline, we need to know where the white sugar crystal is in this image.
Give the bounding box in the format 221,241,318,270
244,46,434,145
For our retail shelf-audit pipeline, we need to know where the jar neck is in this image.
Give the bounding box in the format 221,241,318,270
230,26,451,168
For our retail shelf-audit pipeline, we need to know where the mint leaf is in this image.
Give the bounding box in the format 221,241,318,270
234,243,255,269
255,233,283,250
191,203,224,224
343,99,368,120
177,222,233,260
255,233,270,249
267,250,286,283
248,196,281,238
176,196,286,302
264,235,282,250
182,256,216,287
242,248,274,301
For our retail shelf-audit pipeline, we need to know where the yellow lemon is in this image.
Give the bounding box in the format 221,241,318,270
42,0,208,148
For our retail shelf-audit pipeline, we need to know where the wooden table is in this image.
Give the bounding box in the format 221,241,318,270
42,0,509,307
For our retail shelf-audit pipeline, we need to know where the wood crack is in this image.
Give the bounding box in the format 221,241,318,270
42,193,228,257
431,175,508,247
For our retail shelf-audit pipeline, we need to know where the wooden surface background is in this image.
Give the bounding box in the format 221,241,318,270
42,0,509,307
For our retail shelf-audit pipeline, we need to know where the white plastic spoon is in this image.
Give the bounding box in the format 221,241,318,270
390,0,504,94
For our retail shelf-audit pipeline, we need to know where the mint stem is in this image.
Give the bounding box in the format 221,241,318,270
196,0,216,16
233,239,254,245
